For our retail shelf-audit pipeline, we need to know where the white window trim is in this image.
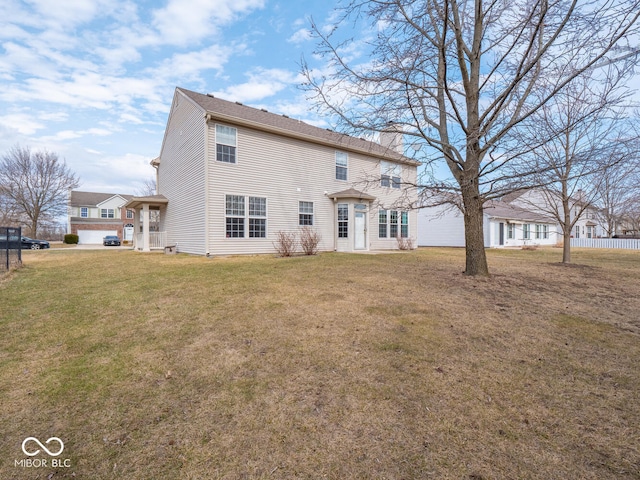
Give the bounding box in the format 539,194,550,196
335,151,348,181
225,194,267,239
378,208,409,238
299,201,314,226
216,124,238,164
380,161,401,189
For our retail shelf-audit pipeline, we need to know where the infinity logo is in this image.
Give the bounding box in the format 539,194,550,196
21,437,64,457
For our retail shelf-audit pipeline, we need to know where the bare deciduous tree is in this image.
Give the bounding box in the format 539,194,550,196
509,75,638,263
593,147,640,237
0,145,80,238
136,177,157,197
303,0,640,275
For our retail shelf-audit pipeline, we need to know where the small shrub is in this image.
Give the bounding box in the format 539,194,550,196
299,227,321,255
273,231,298,257
64,234,79,244
396,236,414,250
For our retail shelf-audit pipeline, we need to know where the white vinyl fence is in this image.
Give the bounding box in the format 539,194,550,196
571,238,640,250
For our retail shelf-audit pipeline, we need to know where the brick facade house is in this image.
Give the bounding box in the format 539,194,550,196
68,191,135,244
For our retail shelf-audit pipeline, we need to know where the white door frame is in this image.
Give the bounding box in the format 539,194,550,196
354,204,367,250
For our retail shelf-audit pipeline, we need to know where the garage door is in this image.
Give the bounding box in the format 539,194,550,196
78,230,117,244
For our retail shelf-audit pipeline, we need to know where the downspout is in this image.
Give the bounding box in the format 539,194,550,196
204,113,211,256
333,197,338,251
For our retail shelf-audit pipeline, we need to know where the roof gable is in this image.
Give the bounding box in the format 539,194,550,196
70,191,134,207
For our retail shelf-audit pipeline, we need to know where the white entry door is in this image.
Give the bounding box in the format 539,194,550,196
355,211,366,250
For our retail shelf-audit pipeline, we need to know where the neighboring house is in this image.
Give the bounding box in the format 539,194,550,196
68,191,135,244
503,188,605,239
418,200,559,248
125,87,419,254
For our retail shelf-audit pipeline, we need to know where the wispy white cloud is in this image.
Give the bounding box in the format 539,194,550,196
0,113,44,135
212,68,303,103
288,28,312,44
152,0,266,46
39,127,113,143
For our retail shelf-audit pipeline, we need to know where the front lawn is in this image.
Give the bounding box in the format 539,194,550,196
1,248,639,479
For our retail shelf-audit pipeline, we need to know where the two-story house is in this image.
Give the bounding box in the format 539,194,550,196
125,87,419,255
68,191,135,244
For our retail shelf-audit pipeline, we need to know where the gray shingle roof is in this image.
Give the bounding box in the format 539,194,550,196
69,191,133,207
177,88,419,166
484,200,555,223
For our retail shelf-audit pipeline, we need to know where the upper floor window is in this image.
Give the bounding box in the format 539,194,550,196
381,161,401,188
299,201,314,226
80,207,88,218
216,125,237,163
335,152,348,180
100,208,115,219
126,209,134,219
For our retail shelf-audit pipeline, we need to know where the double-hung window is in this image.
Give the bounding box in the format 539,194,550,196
523,224,531,240
378,210,388,238
225,195,267,238
380,161,401,188
535,224,542,239
100,208,115,219
80,207,88,218
337,204,349,238
225,195,245,237
299,201,314,226
216,125,237,163
507,223,515,240
126,209,134,219
335,152,348,180
378,209,409,238
400,212,409,238
248,197,267,238
390,210,399,238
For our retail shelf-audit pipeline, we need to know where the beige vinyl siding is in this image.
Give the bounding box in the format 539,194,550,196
368,163,418,250
158,93,207,254
205,122,418,255
207,124,335,255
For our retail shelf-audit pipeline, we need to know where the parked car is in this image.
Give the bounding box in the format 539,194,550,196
103,235,121,246
21,236,50,250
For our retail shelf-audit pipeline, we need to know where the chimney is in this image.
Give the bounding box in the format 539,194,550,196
379,122,404,155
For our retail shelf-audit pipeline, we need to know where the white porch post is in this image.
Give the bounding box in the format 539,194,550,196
142,203,150,252
133,206,141,249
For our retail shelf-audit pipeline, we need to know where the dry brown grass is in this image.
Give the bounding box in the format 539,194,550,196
0,247,639,479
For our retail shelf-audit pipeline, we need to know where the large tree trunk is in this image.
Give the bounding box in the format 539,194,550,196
561,186,572,264
562,229,571,264
461,183,489,276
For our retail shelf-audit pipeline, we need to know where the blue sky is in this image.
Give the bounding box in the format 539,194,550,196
0,0,345,194
2,1,639,197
